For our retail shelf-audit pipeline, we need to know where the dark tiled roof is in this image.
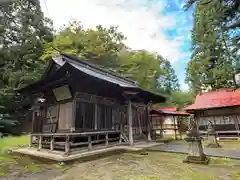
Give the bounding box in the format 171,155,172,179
18,54,166,103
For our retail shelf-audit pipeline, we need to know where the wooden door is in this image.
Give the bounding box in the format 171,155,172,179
58,102,73,130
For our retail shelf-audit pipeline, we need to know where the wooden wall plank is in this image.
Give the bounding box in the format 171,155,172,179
58,102,73,130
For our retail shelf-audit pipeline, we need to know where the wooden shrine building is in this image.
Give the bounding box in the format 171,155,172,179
18,54,166,155
150,107,190,140
184,89,240,138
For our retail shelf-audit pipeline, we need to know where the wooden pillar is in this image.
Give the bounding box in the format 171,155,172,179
38,135,42,151
128,100,134,146
173,116,177,140
50,136,54,151
105,133,108,146
147,103,152,141
178,117,182,140
138,110,142,136
64,135,70,155
31,111,35,133
160,116,163,138
119,122,123,144
234,116,239,137
94,104,98,130
29,134,33,148
88,135,92,150
237,117,240,138
195,115,199,132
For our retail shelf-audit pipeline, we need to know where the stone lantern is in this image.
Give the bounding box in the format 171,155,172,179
183,119,209,164
206,121,221,148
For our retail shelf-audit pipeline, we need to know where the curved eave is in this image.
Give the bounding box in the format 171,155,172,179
123,87,166,104
150,109,191,117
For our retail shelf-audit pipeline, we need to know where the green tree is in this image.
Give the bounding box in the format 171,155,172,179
159,60,180,93
0,0,53,107
118,50,165,90
169,91,195,110
185,0,238,94
185,0,240,31
154,91,195,110
44,23,169,92
43,21,126,68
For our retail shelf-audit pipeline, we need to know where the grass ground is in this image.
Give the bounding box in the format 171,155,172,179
0,136,240,180
55,151,240,180
0,136,69,179
0,135,28,152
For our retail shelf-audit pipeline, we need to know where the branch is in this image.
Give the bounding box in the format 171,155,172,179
224,20,240,30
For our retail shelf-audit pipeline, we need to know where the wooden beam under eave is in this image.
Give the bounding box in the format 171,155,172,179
128,100,134,146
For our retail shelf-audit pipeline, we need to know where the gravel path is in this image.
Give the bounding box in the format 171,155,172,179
148,142,240,159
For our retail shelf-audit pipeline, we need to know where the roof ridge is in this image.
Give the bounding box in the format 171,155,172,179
61,53,136,85
198,88,236,96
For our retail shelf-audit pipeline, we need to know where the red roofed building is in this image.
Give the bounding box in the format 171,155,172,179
184,88,240,138
150,107,191,139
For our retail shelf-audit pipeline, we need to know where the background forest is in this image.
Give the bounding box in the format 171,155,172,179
0,0,239,112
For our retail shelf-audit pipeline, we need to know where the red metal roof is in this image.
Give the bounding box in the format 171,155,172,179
184,88,240,111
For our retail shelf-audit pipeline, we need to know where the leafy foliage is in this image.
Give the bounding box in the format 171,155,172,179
154,91,195,110
118,50,165,90
159,60,180,93
43,21,179,94
0,0,53,107
42,21,126,68
185,0,239,94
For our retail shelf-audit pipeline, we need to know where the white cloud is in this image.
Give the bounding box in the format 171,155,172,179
40,0,185,63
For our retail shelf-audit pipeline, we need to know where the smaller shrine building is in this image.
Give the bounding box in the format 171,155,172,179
184,88,240,138
151,107,190,140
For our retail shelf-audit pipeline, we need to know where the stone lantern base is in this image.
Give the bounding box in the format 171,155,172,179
183,136,210,165
183,154,210,165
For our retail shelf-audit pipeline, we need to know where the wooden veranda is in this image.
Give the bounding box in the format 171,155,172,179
18,54,166,155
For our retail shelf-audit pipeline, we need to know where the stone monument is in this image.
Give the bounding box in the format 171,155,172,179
183,119,209,164
206,121,221,148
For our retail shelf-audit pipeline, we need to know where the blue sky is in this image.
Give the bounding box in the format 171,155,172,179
40,0,194,90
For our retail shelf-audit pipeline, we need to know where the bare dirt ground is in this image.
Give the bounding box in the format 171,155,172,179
0,151,239,180
52,152,240,180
